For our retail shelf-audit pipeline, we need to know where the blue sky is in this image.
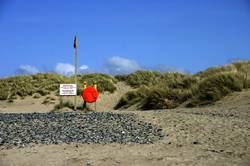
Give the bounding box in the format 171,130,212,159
0,0,249,76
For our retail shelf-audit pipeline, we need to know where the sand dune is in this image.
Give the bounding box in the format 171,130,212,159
0,84,249,166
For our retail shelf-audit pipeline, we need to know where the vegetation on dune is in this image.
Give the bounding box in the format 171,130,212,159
115,71,163,88
115,61,250,110
115,74,194,110
1,61,249,111
116,70,197,89
0,81,9,100
141,88,192,110
52,100,74,112
77,73,117,94
0,73,70,100
114,86,151,109
52,99,93,112
42,96,56,105
0,73,117,101
188,71,248,107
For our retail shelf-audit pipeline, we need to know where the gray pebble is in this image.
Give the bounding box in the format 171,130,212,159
0,112,164,149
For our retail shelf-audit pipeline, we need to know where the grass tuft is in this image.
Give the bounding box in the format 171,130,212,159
115,61,250,110
0,73,117,101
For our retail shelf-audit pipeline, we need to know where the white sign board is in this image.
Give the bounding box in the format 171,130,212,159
60,84,77,96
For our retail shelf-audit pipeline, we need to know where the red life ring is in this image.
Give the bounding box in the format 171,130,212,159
82,87,99,103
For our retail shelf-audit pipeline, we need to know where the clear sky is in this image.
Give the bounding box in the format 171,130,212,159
0,0,249,76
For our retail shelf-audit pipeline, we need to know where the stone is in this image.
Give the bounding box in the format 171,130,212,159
0,112,164,149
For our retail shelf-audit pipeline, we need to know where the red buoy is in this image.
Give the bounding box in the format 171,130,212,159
82,87,99,103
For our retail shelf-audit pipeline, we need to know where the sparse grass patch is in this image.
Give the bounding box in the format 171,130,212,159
52,100,90,112
116,70,196,89
78,73,117,93
114,86,151,109
232,61,250,89
0,81,9,100
7,98,14,103
116,61,250,110
115,86,192,110
141,88,177,110
1,61,249,110
0,74,69,99
0,73,118,100
115,70,162,88
188,72,245,107
33,93,42,99
42,96,56,105
52,100,74,112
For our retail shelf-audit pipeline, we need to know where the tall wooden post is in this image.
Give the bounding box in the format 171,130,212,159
93,81,97,111
74,35,78,111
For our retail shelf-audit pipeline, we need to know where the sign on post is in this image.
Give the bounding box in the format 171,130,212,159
60,84,77,96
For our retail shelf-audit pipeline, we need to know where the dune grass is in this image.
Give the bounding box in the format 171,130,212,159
52,100,74,112
0,73,117,101
0,73,70,100
1,61,249,110
115,61,250,110
77,73,117,94
187,71,247,107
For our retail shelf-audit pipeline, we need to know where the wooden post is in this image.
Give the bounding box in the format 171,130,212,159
74,35,78,111
93,81,97,111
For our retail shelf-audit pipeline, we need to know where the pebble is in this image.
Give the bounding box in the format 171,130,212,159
0,112,164,149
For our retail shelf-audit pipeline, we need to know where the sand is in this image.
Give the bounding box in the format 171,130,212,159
0,84,250,166
0,82,132,113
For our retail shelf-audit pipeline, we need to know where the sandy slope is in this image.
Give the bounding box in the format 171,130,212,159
0,82,133,113
0,85,249,166
86,82,133,111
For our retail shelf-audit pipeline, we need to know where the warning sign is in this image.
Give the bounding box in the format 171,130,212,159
60,84,77,96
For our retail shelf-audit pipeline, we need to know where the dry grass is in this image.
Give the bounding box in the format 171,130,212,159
115,61,250,110
1,61,249,111
77,73,117,94
0,73,117,101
